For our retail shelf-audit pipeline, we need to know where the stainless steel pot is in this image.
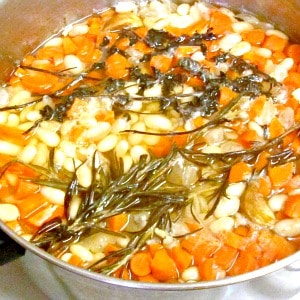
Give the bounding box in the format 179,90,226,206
1,0,300,299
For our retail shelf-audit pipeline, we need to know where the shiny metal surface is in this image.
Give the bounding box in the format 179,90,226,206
0,0,300,296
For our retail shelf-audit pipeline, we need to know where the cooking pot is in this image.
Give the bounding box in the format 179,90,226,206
1,0,300,299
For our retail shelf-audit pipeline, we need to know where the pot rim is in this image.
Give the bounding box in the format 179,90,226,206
1,220,300,290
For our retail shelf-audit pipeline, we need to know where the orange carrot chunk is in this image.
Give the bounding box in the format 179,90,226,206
283,195,300,218
228,161,252,183
130,252,152,277
268,162,294,188
150,249,178,281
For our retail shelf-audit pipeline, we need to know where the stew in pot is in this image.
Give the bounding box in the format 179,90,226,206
0,0,300,283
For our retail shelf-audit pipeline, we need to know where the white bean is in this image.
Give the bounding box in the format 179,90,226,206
85,122,111,141
144,114,173,131
97,134,118,152
76,163,92,188
25,110,41,122
230,41,252,56
128,122,146,145
44,37,63,47
115,140,129,158
68,195,82,220
214,196,240,218
68,23,89,37
219,33,242,52
40,186,65,205
64,55,85,74
36,127,60,148
209,216,235,234
0,204,20,222
78,116,98,127
17,144,37,163
122,155,133,173
70,244,94,261
114,1,137,13
181,266,200,282
0,111,8,124
32,143,49,166
143,84,162,97
177,3,190,15
0,141,22,156
7,114,20,127
130,145,149,163
274,219,300,237
268,194,288,212
232,21,254,33
251,46,272,58
226,182,246,198
292,88,300,102
266,29,288,39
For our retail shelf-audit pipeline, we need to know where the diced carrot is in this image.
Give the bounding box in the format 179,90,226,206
147,243,164,257
150,248,178,282
199,258,224,280
36,46,64,67
285,44,300,64
166,18,207,37
227,251,259,276
268,162,294,187
213,245,238,271
258,177,271,197
269,117,285,139
248,95,267,120
245,242,262,260
209,10,232,35
26,203,64,227
219,86,238,106
14,180,40,200
271,51,287,64
130,251,152,277
19,69,59,94
62,37,78,55
241,29,265,46
95,110,115,124
283,195,300,218
16,192,49,218
68,254,84,267
221,230,249,251
186,75,204,87
284,71,300,88
149,136,172,158
233,225,250,237
262,35,288,52
181,230,221,265
285,174,300,193
134,26,148,38
0,154,15,167
115,37,130,51
72,36,96,63
175,46,200,60
132,41,152,54
107,213,128,232
105,53,131,79
258,230,296,262
104,243,120,256
170,245,192,272
238,129,261,148
228,161,252,183
149,54,173,73
254,151,270,172
69,125,85,143
243,51,267,71
0,125,29,147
